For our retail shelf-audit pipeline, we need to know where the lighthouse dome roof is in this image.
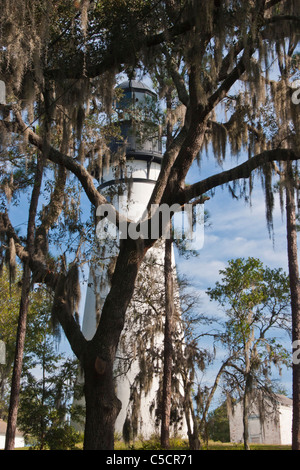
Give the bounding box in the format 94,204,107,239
116,80,156,97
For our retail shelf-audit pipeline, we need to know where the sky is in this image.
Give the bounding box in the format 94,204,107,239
174,149,294,406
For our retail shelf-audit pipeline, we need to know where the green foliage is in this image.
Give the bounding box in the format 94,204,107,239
115,434,189,451
115,436,291,451
0,268,57,419
207,257,291,400
19,351,83,450
0,267,22,419
15,285,84,450
207,257,291,343
0,266,22,355
0,267,84,445
140,436,164,450
40,424,82,450
207,402,230,443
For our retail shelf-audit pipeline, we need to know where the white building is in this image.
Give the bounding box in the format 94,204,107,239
228,394,293,445
0,420,25,449
80,80,188,440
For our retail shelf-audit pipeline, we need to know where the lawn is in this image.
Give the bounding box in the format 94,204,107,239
114,437,292,451
7,437,291,450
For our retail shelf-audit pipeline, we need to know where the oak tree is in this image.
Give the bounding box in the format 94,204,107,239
0,1,299,449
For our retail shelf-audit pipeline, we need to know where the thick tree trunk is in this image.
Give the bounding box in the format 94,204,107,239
82,238,146,450
83,354,121,450
285,175,300,450
161,237,174,449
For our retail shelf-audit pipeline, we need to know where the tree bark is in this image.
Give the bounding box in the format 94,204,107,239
185,392,200,450
242,325,253,451
83,351,122,450
82,238,146,450
285,169,300,450
5,157,43,450
243,376,251,451
161,237,174,449
5,260,31,450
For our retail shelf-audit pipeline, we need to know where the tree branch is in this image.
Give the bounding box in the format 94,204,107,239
148,125,188,207
0,106,130,229
0,210,56,287
13,109,105,208
182,148,300,203
35,164,67,258
46,18,195,80
165,52,189,107
204,50,252,118
0,208,87,358
264,15,300,27
265,0,284,10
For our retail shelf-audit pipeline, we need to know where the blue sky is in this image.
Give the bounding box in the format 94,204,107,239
175,149,293,405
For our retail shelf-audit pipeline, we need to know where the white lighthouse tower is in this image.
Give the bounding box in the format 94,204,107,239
81,79,187,439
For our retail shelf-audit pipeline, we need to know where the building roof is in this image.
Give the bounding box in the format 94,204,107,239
116,80,156,97
231,393,293,409
0,419,24,437
276,394,293,407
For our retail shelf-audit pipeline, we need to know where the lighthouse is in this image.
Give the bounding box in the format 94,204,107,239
81,79,188,439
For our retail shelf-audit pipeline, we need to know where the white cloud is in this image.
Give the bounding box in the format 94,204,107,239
175,174,295,401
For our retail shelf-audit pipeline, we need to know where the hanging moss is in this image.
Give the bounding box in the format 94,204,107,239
122,415,133,444
5,236,16,285
65,263,81,318
261,162,275,237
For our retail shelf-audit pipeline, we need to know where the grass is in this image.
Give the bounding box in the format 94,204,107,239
114,437,292,451
8,437,291,450
202,442,291,450
115,436,189,451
